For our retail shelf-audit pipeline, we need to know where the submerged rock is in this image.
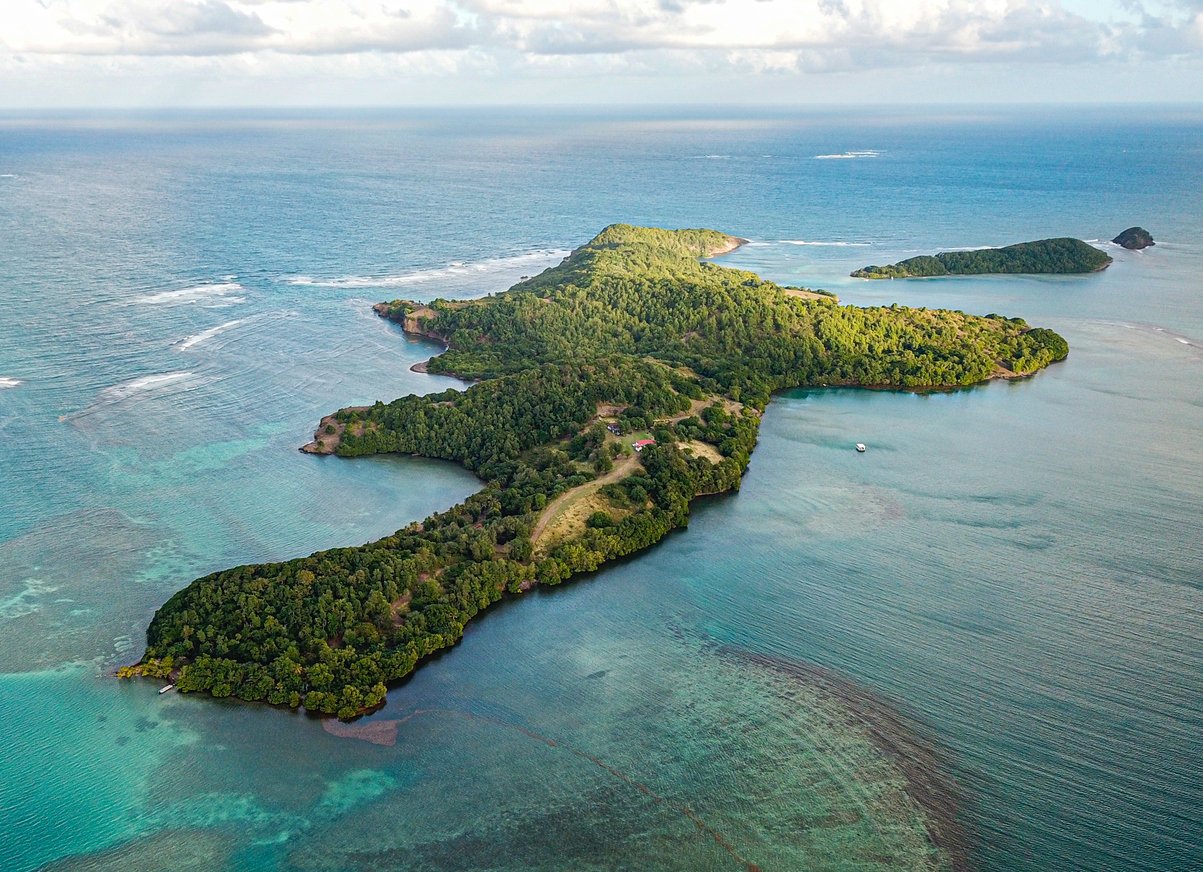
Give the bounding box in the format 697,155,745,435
1112,227,1155,250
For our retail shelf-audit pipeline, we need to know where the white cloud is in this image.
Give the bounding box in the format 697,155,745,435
4,0,475,56
0,0,1200,104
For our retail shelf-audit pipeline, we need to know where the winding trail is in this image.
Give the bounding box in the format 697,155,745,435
530,452,641,549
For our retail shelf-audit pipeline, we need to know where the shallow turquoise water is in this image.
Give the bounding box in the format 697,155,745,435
1,107,1200,870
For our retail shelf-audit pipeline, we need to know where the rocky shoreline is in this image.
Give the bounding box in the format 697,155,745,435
300,407,369,455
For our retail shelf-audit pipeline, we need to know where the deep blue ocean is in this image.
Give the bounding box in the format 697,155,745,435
0,107,1200,871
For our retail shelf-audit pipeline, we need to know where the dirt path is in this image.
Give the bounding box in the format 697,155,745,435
531,452,641,549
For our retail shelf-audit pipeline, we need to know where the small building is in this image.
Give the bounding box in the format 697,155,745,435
632,438,656,453
606,424,621,435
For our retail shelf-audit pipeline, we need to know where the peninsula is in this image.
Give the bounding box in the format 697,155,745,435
851,237,1112,279
126,225,1069,718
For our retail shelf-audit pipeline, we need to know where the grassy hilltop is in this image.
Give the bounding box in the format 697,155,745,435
129,224,1068,717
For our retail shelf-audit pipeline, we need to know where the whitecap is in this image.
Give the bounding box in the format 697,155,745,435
176,318,247,351
781,240,871,247
133,282,245,306
814,150,881,160
64,370,201,424
0,376,21,388
285,249,570,289
100,371,195,401
0,173,16,179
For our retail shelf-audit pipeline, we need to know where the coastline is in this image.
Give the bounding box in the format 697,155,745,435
392,234,747,377
300,406,369,455
705,235,749,258
854,263,1111,280
138,225,1067,729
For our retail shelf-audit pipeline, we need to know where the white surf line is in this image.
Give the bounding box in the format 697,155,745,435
132,281,245,306
780,240,872,247
814,150,881,160
285,249,570,289
176,318,248,351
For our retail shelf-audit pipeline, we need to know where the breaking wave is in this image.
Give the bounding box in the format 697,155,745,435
98,371,196,402
133,282,245,306
176,319,247,351
814,150,881,160
63,371,201,423
781,240,872,247
285,249,569,290
0,377,21,389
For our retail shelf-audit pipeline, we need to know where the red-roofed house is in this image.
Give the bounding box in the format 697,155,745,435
632,438,656,453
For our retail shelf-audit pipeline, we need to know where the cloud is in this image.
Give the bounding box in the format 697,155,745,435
4,0,476,57
4,0,1198,61
0,0,1199,105
463,0,1163,65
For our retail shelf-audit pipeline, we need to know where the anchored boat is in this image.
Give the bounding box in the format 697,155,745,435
855,443,867,453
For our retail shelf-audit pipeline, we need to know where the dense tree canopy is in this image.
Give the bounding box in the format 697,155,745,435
133,224,1068,718
851,237,1112,279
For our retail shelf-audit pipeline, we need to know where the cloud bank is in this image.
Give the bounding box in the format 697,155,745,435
1,0,1200,105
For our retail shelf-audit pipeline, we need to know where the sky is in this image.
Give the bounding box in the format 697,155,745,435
0,0,1200,107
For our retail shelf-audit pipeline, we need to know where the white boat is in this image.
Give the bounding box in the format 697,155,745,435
159,684,175,694
855,443,867,453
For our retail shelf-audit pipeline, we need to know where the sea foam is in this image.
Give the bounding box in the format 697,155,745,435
781,240,871,247
64,371,200,424
286,249,569,289
134,282,245,306
176,319,247,351
99,371,195,402
814,150,881,160
0,377,21,388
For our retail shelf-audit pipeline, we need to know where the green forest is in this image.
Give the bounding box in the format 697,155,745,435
851,237,1112,279
129,224,1069,718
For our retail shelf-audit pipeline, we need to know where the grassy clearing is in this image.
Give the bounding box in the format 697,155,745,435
784,287,837,302
532,453,640,554
680,440,724,464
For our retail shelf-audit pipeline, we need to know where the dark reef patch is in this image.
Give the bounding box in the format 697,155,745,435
721,647,975,872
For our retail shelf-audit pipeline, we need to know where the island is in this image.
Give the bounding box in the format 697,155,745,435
1112,227,1155,250
123,224,1069,718
851,237,1112,279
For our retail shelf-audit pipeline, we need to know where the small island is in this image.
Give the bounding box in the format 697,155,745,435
851,237,1112,279
1112,227,1155,250
125,225,1068,718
